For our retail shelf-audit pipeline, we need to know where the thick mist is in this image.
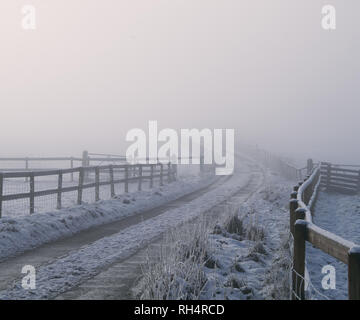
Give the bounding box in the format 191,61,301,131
0,1,359,164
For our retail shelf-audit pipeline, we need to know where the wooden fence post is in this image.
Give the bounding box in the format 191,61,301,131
25,157,29,182
200,154,204,175
171,154,178,181
57,171,63,210
326,163,331,191
303,185,309,204
82,150,89,166
29,173,35,214
95,167,100,201
82,150,90,181
125,166,129,193
70,157,74,182
289,199,298,236
150,165,154,188
77,168,84,205
307,159,314,175
138,165,143,191
292,220,308,300
0,173,3,218
172,163,177,181
291,191,297,199
167,163,171,183
109,165,115,197
295,208,306,221
160,164,164,186
348,246,360,300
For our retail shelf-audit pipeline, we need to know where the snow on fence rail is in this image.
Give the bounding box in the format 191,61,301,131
0,162,176,217
320,162,360,194
290,164,360,300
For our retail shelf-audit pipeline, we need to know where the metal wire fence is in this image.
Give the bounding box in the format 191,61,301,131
0,163,176,218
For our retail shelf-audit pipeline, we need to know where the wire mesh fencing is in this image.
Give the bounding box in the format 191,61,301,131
0,163,176,218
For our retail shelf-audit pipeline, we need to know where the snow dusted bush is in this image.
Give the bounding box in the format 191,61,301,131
245,216,265,242
224,215,244,235
224,274,246,289
249,241,267,255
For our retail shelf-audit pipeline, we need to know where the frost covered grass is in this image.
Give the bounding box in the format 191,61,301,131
133,188,271,300
132,199,238,300
204,171,293,300
133,170,294,300
132,219,211,300
202,208,269,300
262,231,292,300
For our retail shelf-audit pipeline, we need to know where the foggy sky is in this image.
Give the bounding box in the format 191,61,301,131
0,1,359,164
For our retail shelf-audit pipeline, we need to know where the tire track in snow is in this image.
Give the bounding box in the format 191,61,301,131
0,175,240,299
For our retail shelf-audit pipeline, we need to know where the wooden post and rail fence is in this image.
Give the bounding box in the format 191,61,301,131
290,159,360,300
320,162,360,194
0,150,211,217
0,162,176,218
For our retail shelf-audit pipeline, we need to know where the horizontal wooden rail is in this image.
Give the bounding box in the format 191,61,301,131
0,157,82,161
322,176,358,184
321,182,358,190
306,223,354,264
321,166,360,174
321,169,359,181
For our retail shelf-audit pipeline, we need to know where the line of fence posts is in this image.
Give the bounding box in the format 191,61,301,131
253,148,305,181
289,161,360,300
0,161,177,217
75,163,176,206
289,160,316,300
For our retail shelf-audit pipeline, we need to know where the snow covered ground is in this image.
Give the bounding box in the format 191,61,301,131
200,170,294,300
306,190,360,300
0,174,215,261
0,160,255,299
